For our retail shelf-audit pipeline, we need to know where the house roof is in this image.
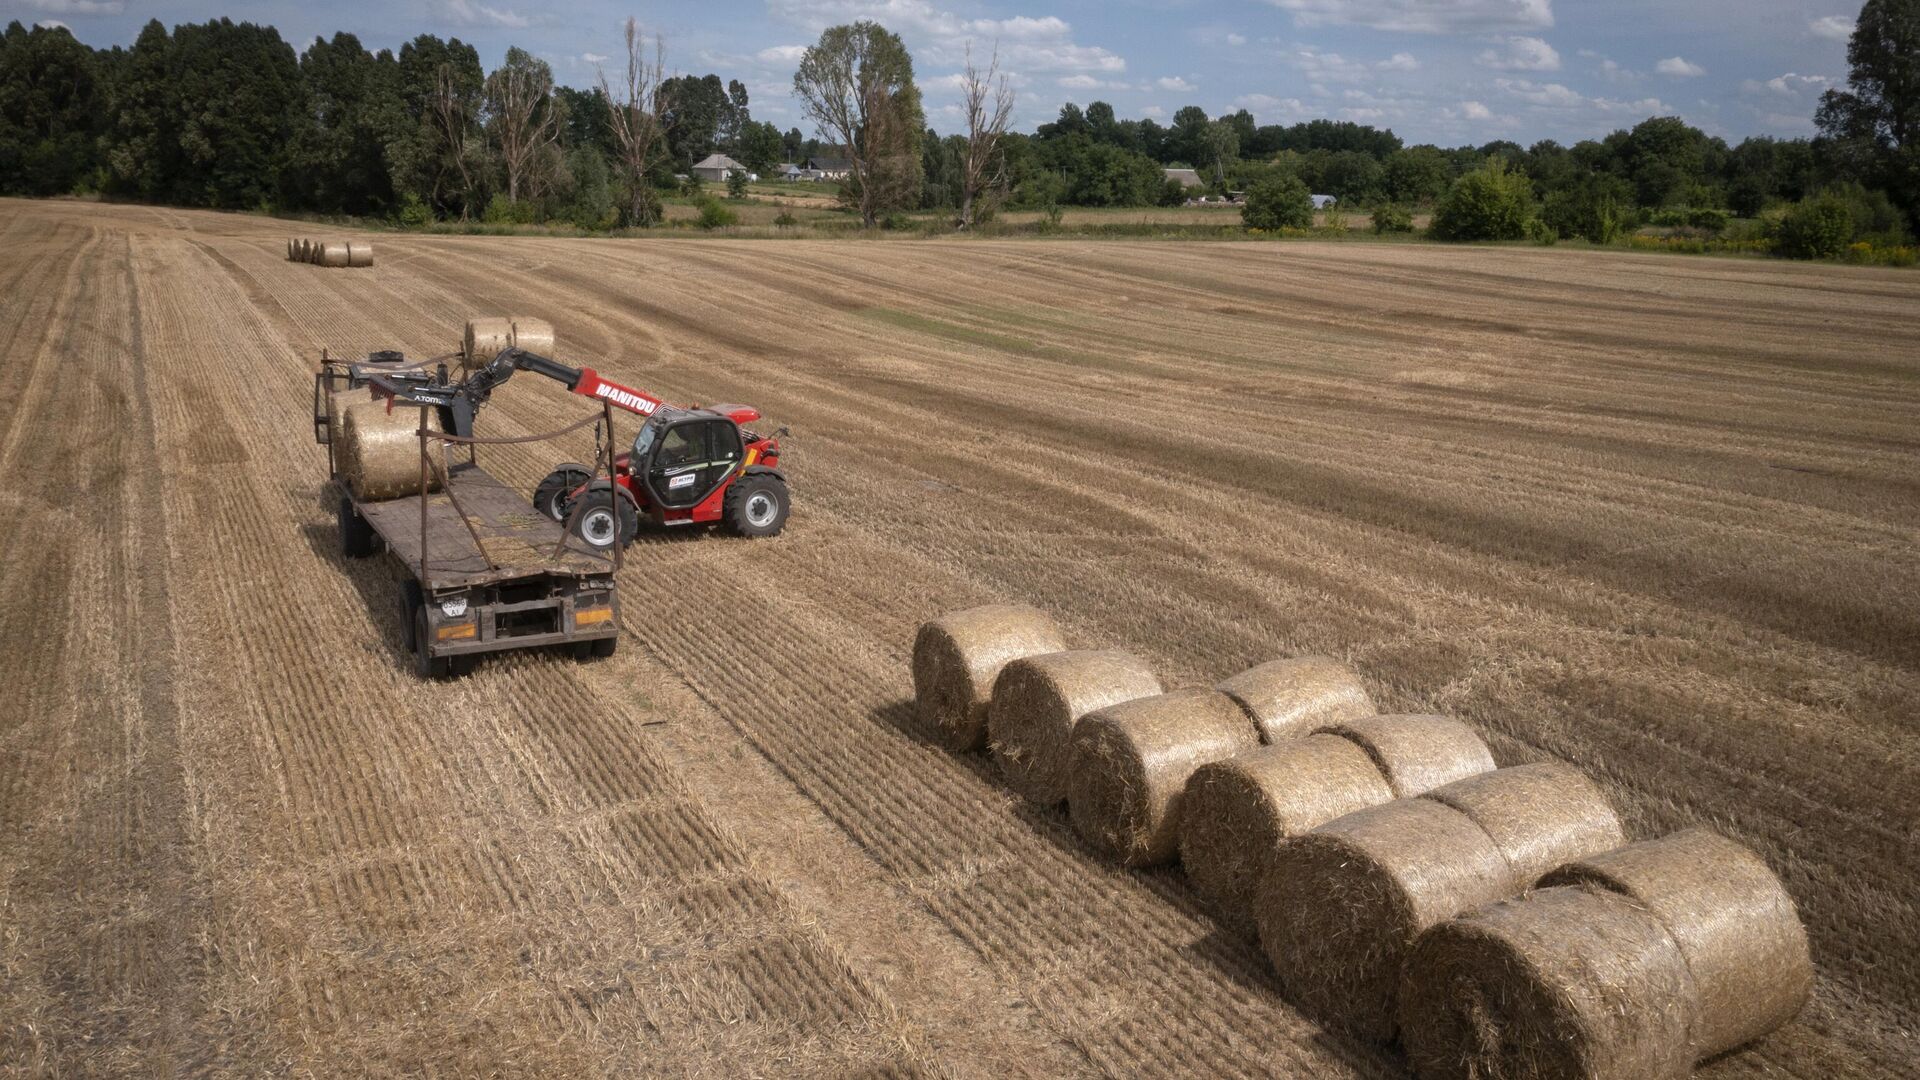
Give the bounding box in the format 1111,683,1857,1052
1164,168,1203,188
807,156,852,171
692,153,744,171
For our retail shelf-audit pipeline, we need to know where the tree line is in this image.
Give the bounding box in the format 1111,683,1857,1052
0,1,1911,242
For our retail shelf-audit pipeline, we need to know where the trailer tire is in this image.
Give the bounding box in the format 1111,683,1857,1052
534,464,594,522
399,581,423,653
570,481,638,550
592,635,618,659
340,494,379,557
412,604,467,679
724,473,789,538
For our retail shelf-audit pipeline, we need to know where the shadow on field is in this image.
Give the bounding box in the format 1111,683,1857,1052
299,485,412,674
871,699,1401,1076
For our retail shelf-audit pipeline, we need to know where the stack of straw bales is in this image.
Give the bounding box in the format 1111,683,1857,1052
286,237,374,267
912,605,1067,751
339,400,443,501
907,605,1813,1069
1401,828,1811,1079
462,316,556,370
1179,715,1493,932
1258,763,1623,1040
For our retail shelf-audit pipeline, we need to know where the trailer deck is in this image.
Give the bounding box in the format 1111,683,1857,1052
359,461,606,587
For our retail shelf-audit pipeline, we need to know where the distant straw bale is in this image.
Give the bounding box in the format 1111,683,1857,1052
1216,657,1375,742
1067,689,1258,866
987,650,1161,804
911,605,1066,752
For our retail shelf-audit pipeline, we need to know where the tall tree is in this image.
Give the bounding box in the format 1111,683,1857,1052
793,20,924,227
393,35,484,217
0,22,104,196
485,46,559,202
597,17,671,226
291,33,399,214
957,41,1013,227
1817,0,1920,227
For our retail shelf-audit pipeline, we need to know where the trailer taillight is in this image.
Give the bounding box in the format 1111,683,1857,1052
435,621,477,641
574,607,614,628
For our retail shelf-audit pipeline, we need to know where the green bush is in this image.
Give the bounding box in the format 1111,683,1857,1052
1430,159,1535,242
680,175,705,198
482,194,536,226
1648,207,1731,234
1241,173,1314,230
881,211,914,230
1773,195,1853,259
1321,201,1349,233
396,192,434,228
696,197,737,230
773,210,798,228
726,169,748,199
1526,217,1558,245
1371,205,1414,234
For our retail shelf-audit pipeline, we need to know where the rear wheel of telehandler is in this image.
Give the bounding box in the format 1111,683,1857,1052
340,494,379,557
534,465,594,522
724,474,789,538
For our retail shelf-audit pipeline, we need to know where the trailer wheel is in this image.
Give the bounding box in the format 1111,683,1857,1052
533,465,593,522
414,605,456,679
592,635,618,659
399,581,423,653
724,474,789,538
339,494,379,557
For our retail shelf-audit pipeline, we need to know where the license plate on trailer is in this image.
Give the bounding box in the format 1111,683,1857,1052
441,597,468,617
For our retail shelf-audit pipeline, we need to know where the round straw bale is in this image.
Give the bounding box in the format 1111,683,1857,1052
286,238,295,260
1217,657,1375,742
1540,828,1811,1059
1179,732,1395,931
319,241,350,268
1257,797,1513,1040
509,315,555,356
325,387,364,451
987,650,1162,804
911,605,1067,752
347,241,374,267
1422,763,1624,888
463,316,517,370
1319,714,1495,798
340,400,443,501
1399,884,1700,1080
1068,690,1258,866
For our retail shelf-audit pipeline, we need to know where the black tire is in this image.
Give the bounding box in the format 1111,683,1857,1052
533,465,593,522
591,635,618,658
570,482,639,550
339,493,379,557
724,474,789,538
413,604,447,678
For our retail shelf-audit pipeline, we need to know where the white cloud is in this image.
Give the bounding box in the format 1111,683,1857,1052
1228,33,1248,46
1141,105,1166,118
444,0,529,29
1266,0,1552,34
755,44,808,64
768,0,1125,73
1809,15,1854,41
580,52,608,64
35,19,69,29
17,0,123,12
1460,100,1494,120
1656,56,1705,77
1236,94,1309,123
1747,72,1832,95
1379,52,1420,71
1288,46,1373,83
1157,75,1195,92
1477,35,1560,71
1494,78,1584,107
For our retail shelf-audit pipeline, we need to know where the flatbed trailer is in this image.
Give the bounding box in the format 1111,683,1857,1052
317,355,622,677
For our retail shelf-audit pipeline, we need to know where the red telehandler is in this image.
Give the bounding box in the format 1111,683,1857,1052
402,346,791,549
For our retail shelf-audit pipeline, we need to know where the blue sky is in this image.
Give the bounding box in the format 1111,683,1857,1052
9,0,1862,145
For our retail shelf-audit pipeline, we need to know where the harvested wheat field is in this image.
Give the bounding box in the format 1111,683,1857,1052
1,196,1916,1077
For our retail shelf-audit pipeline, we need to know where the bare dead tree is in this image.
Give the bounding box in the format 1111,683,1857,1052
486,48,560,204
957,41,1013,228
430,63,480,218
598,18,672,226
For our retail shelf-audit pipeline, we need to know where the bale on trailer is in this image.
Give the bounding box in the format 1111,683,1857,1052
319,241,350,268
1216,657,1375,742
986,649,1162,805
340,400,444,501
1424,762,1624,886
1179,732,1394,931
1067,689,1258,866
1258,798,1511,1040
911,605,1067,752
1541,828,1812,1060
347,241,374,267
1399,884,1700,1080
1319,714,1495,798
326,387,365,450
1259,766,1623,1041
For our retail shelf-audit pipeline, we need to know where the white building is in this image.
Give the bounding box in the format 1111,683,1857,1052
691,154,748,183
